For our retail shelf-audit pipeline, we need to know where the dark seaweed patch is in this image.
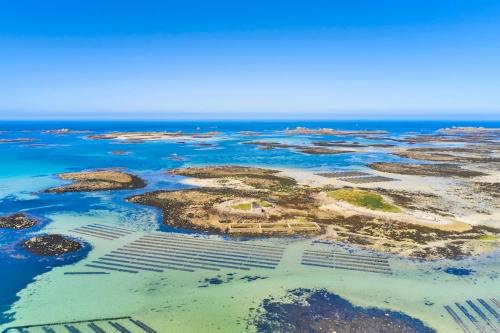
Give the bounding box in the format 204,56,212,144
240,275,268,282
436,267,475,276
198,273,236,287
250,288,436,333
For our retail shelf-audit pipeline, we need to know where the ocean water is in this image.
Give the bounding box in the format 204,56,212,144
0,120,499,333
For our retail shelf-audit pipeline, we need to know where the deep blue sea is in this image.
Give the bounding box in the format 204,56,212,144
1,119,499,327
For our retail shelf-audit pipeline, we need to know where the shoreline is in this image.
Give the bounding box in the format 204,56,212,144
141,165,499,260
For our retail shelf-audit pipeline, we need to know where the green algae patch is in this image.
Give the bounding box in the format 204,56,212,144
231,202,252,211
478,234,497,241
327,189,401,212
231,200,272,211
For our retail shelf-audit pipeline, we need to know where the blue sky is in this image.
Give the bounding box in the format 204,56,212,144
0,1,499,119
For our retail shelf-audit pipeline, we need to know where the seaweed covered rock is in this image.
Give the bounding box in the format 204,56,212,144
0,213,38,229
251,288,436,333
23,234,82,256
369,162,485,178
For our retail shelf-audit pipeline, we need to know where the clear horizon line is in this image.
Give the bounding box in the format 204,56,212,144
1,116,500,121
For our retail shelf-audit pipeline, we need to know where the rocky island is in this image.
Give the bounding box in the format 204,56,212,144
42,128,91,134
0,213,38,229
129,166,321,235
392,147,500,164
283,127,388,136
22,234,82,256
45,169,146,193
88,130,220,141
127,165,499,259
243,141,361,155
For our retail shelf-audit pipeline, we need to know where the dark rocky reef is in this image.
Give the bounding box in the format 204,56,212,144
312,141,367,148
243,141,357,155
369,162,485,178
250,288,436,333
45,170,146,193
283,127,388,136
22,234,82,256
393,149,500,163
0,138,37,143
471,182,500,199
243,141,301,150
0,213,38,230
109,150,131,155
295,147,355,155
42,128,91,134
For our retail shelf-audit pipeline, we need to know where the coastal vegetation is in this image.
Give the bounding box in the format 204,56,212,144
231,202,252,211
230,200,273,211
129,166,321,235
126,165,500,259
326,189,401,212
128,186,321,235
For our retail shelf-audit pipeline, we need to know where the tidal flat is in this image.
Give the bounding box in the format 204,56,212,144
0,121,499,333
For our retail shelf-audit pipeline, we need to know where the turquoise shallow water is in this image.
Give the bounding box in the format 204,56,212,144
0,120,499,332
